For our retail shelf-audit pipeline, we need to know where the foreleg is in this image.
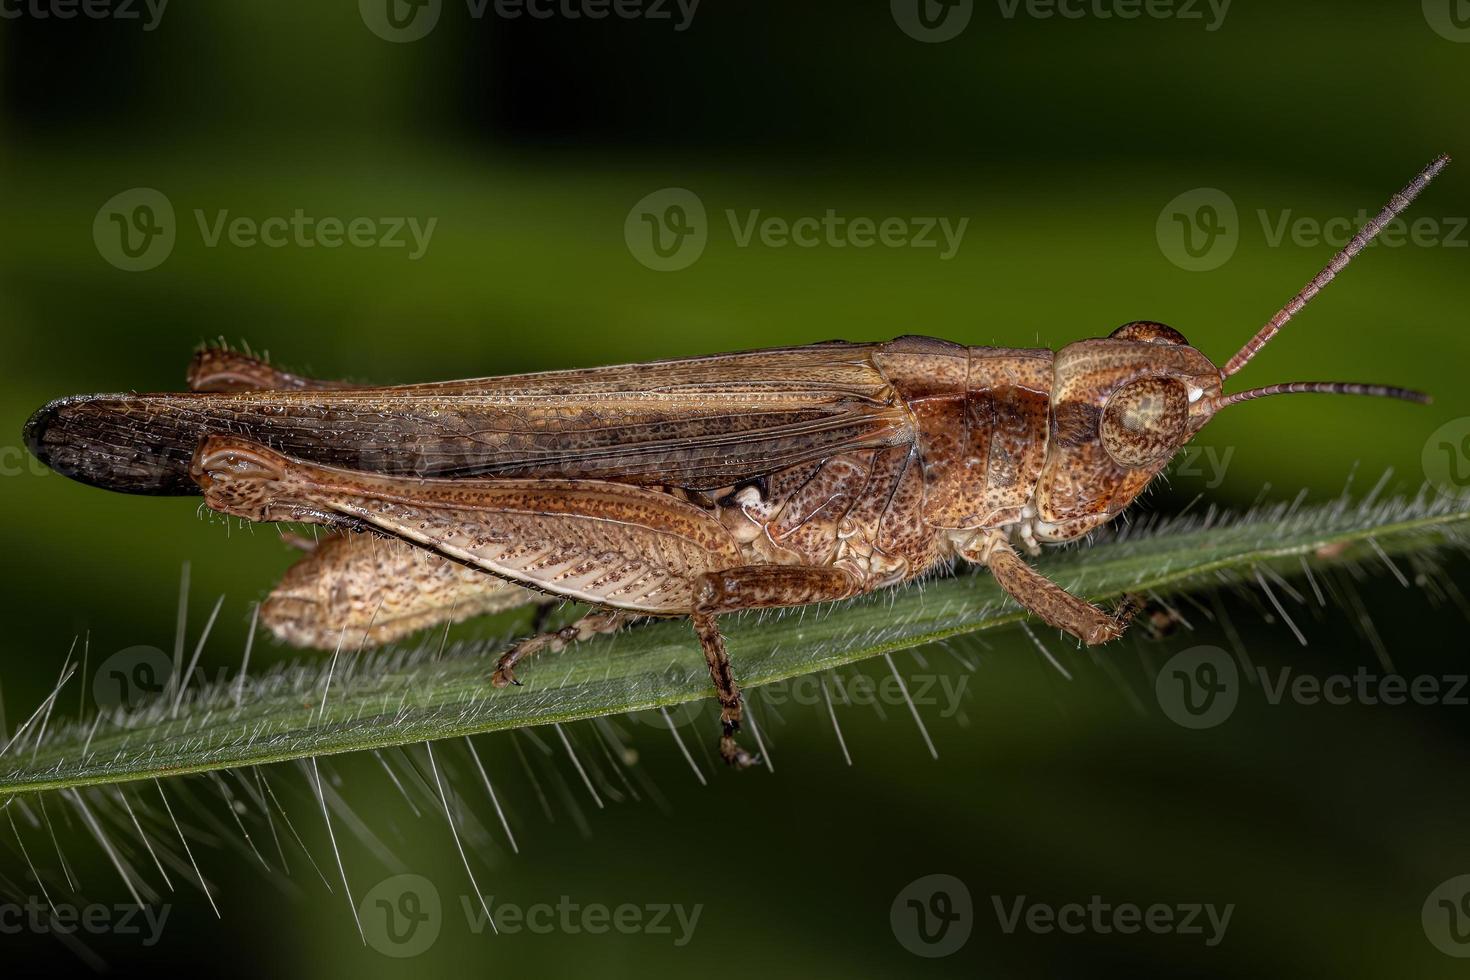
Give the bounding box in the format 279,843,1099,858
963,531,1138,646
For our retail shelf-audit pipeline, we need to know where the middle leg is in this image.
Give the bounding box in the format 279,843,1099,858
491,608,636,687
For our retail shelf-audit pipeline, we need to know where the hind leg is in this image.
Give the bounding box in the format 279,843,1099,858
187,347,359,392
262,532,550,650
188,350,551,649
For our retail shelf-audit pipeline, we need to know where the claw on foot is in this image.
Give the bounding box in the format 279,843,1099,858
1083,594,1143,645
718,716,758,767
720,736,758,769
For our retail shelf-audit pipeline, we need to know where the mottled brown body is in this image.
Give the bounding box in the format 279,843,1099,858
27,334,1223,764
25,157,1446,766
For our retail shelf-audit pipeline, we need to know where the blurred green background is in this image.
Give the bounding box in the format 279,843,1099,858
3,1,1470,976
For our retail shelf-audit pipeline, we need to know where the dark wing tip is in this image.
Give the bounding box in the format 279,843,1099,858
22,397,57,465
22,393,202,496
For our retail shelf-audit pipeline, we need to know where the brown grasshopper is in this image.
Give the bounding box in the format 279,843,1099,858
24,157,1446,766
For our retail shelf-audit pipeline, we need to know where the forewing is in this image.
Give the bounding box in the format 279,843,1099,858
27,343,914,494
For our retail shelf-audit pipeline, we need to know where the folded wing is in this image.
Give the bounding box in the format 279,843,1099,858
25,343,914,495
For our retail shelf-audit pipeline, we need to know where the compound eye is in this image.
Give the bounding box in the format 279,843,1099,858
1100,377,1189,466
1109,321,1189,346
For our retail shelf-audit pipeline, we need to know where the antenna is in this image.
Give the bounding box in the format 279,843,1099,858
1212,380,1431,411
1221,154,1451,378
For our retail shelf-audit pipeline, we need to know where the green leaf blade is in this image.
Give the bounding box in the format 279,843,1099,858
3,490,1466,797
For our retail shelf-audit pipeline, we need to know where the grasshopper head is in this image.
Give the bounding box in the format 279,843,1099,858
1031,311,1432,543
1031,321,1222,541
1029,159,1452,543
1029,155,1449,542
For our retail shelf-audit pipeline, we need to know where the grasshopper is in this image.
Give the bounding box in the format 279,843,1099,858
24,157,1445,766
